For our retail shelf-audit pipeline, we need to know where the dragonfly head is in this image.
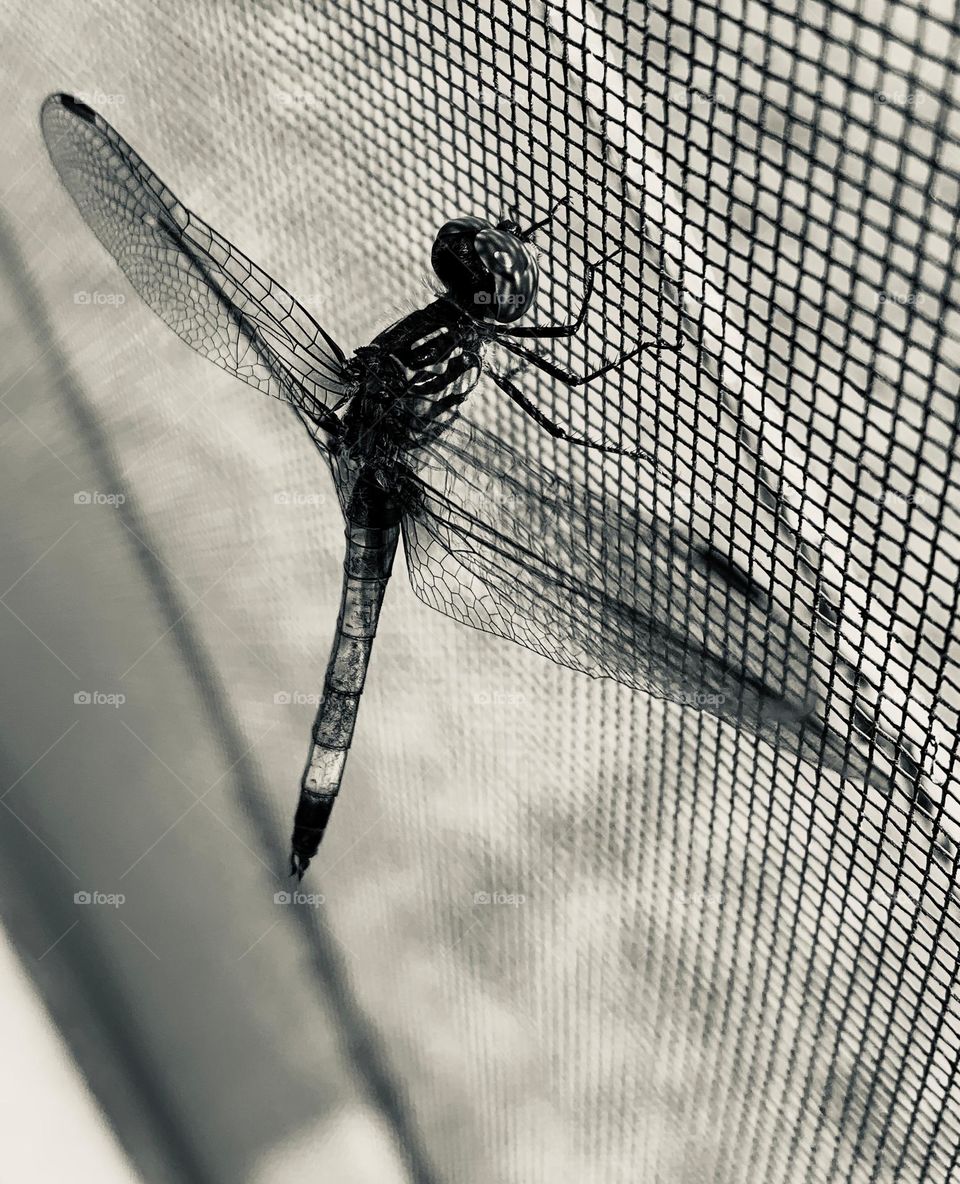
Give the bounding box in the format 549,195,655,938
431,216,538,324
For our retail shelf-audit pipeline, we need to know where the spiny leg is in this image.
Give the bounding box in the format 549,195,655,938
487,369,670,479
404,351,481,444
408,351,480,400
491,245,624,340
498,334,675,387
412,394,472,451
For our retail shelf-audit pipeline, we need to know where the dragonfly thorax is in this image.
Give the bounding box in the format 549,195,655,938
431,216,538,324
336,299,483,476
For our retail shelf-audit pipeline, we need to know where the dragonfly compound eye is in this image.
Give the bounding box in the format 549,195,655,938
432,217,538,324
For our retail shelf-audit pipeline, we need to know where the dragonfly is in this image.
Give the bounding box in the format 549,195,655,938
41,93,951,882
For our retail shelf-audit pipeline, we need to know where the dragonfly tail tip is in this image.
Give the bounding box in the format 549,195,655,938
289,850,309,881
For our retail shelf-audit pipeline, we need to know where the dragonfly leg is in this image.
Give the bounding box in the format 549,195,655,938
496,337,676,387
408,363,474,402
408,350,481,402
491,246,629,340
298,398,345,442
402,354,481,454
403,352,481,444
494,266,598,339
487,369,670,478
413,393,472,448
416,388,468,420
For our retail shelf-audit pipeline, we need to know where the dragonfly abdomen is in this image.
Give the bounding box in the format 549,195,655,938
290,494,400,878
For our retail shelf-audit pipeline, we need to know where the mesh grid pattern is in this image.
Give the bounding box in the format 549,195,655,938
3,1,960,1181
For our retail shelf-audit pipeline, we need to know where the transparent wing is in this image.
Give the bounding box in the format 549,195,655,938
402,409,819,731
403,404,954,871
40,93,352,444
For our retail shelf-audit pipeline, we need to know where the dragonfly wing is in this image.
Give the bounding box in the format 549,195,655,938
40,93,352,447
401,410,819,732
402,406,952,866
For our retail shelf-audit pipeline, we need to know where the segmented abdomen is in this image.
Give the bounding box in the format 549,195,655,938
290,515,400,877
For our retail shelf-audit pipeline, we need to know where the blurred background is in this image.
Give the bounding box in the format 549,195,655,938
1,1,960,1182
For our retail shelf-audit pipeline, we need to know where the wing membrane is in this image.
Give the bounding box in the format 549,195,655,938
402,404,950,860
402,409,820,730
40,93,351,443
